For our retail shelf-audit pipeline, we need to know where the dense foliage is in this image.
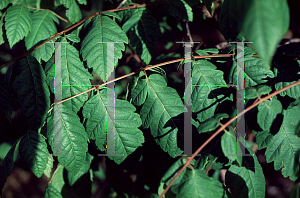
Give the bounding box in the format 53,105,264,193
0,0,300,197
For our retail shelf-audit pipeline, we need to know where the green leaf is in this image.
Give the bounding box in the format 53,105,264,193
12,0,37,7
13,55,50,130
197,113,229,133
162,158,189,188
228,56,274,88
257,99,282,131
44,164,64,198
82,89,144,164
172,168,225,197
68,153,93,186
221,128,243,166
44,183,63,198
191,59,229,122
130,72,184,157
64,0,82,24
77,0,87,5
5,5,32,48
225,148,265,198
0,12,6,46
122,7,159,64
81,15,128,82
254,130,273,150
244,85,272,99
0,139,20,194
45,39,93,113
19,131,49,178
0,0,9,10
44,155,54,178
66,29,81,43
264,104,300,181
102,11,121,21
47,104,88,174
164,0,193,21
24,10,59,62
240,0,290,66
274,60,300,99
290,182,299,198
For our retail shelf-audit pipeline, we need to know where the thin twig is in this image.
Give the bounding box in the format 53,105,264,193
185,21,194,47
13,0,69,23
159,80,300,198
205,162,214,174
116,0,128,9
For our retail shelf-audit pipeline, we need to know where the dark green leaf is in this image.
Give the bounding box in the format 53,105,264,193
13,55,50,130
164,0,193,21
19,131,49,178
257,99,282,131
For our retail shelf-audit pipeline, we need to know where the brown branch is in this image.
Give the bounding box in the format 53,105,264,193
159,80,300,198
205,162,214,174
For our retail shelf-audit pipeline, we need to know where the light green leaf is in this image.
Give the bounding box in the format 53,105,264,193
25,10,58,48
44,164,64,198
65,0,81,24
44,155,54,178
44,183,63,198
5,5,32,48
68,153,93,186
19,131,49,178
77,0,86,5
122,7,159,64
82,89,144,164
228,56,274,88
245,85,272,99
0,12,5,46
191,59,229,122
13,55,50,130
240,0,289,66
47,105,88,174
264,104,300,181
45,39,93,113
221,128,243,166
197,113,229,133
81,15,128,82
130,72,184,157
0,0,9,10
257,99,282,131
225,148,265,198
172,168,225,197
164,0,193,21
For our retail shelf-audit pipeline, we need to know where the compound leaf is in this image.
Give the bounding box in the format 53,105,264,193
45,39,93,113
81,15,128,82
13,55,50,130
130,72,184,157
122,7,159,64
19,131,49,178
5,5,32,48
47,104,88,174
82,89,144,164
